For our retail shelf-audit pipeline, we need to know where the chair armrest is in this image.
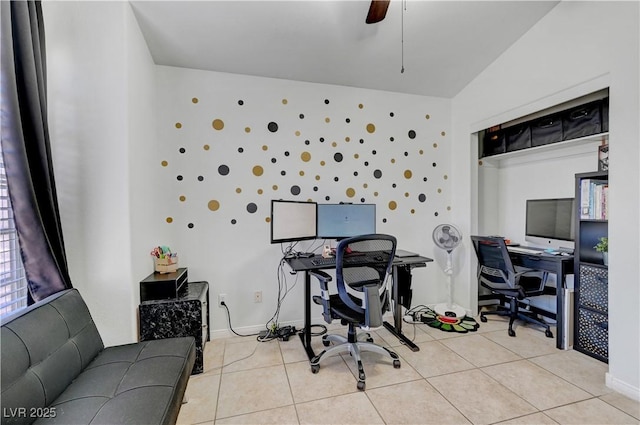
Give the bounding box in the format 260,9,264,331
309,270,332,283
309,270,333,324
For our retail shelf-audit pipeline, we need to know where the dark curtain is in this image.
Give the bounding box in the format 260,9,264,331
1,0,72,302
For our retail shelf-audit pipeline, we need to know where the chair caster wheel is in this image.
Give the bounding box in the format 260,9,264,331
366,337,374,343
545,329,554,338
311,364,320,374
357,380,365,391
508,329,516,337
322,340,331,347
480,315,488,323
393,359,401,369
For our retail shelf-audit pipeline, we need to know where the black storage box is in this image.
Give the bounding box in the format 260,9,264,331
140,267,188,301
531,112,563,147
481,129,506,157
601,97,609,132
505,123,531,152
562,100,602,140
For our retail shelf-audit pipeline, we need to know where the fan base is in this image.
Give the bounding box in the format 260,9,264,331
432,303,467,319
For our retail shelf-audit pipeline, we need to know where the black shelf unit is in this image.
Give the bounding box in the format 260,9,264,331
574,171,608,363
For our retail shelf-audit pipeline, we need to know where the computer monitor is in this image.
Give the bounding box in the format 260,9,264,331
317,203,376,239
525,198,575,250
270,200,317,244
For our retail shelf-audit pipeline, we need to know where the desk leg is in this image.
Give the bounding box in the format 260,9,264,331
298,271,317,362
383,265,420,352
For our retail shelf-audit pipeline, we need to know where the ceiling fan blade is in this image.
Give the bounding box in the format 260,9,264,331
366,0,390,24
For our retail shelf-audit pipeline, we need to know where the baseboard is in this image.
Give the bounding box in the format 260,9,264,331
606,372,640,402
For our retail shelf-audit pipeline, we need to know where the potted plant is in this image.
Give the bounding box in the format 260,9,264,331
594,236,608,266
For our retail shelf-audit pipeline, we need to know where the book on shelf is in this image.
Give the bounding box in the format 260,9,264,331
580,178,608,220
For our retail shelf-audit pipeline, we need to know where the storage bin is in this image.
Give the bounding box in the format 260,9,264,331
531,113,563,146
576,307,608,361
562,100,602,140
578,265,608,314
154,255,179,273
505,123,531,152
601,97,609,132
481,129,506,157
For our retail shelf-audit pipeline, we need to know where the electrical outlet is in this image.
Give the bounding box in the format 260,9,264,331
254,291,262,303
218,294,226,307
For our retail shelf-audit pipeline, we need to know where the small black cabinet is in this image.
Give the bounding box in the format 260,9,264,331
139,281,210,374
574,171,608,362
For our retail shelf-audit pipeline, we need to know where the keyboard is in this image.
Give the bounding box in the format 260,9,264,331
310,253,389,267
311,257,336,266
508,246,542,255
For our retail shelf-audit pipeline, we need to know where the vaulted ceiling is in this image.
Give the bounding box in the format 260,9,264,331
130,1,559,98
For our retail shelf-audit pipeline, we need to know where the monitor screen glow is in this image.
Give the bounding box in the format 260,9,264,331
270,200,317,244
317,204,376,239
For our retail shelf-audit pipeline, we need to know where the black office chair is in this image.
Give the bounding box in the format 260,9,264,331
310,234,400,391
470,236,553,338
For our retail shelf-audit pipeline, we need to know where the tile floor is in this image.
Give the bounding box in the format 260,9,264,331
177,316,639,425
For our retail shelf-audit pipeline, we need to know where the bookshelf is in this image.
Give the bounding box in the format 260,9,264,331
574,171,608,362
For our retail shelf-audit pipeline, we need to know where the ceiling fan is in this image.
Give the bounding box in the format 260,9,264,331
366,0,391,24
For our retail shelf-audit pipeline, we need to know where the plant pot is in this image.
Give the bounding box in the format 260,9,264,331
602,252,608,266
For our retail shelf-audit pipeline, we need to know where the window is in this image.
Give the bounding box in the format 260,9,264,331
0,146,27,318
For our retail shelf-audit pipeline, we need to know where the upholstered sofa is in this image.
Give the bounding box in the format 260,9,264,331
1,288,195,425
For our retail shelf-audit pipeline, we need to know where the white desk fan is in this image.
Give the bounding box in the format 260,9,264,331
432,224,467,318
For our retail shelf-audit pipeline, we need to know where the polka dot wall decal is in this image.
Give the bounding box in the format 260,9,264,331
304,140,310,145
166,217,173,223
433,143,438,148
324,99,330,104
441,131,446,136
179,195,186,202
299,114,305,119
272,185,278,190
218,165,230,175
265,217,270,223
374,170,382,178
245,127,251,133
252,165,264,176
291,185,301,195
175,122,182,129
408,130,416,139
346,118,351,123
179,147,186,153
363,183,368,188
301,151,311,162
345,137,350,142
247,203,258,213
404,192,410,197
438,188,442,193
444,175,449,180
419,150,424,155
295,131,301,136
238,147,244,153
334,153,343,162
177,175,183,181
358,103,364,109
315,175,320,180
419,194,426,202
319,137,325,142
404,152,409,157
281,170,286,176
374,191,379,196
366,123,376,133
161,160,168,167
262,145,268,151
299,171,305,176
404,170,413,179
433,162,437,167
282,99,288,105
231,219,237,224
268,122,278,132
360,139,364,144
346,188,356,198
447,206,452,211
390,112,395,117
212,119,224,130
333,177,339,182
197,176,204,182
236,188,242,193
192,98,198,103
354,153,359,159
257,189,263,195
325,117,330,123
203,145,210,151
238,100,244,105
188,223,194,229
208,200,220,211
389,201,397,210
320,161,326,166
271,158,277,163
331,142,337,148
435,212,439,217
391,158,396,164
425,114,430,119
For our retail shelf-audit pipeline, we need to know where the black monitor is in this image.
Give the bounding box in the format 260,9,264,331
525,198,575,249
270,200,317,244
317,203,376,239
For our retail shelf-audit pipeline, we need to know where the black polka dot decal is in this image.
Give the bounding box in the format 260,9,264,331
419,194,426,202
290,185,301,195
218,165,230,175
268,122,279,132
408,130,416,139
246,203,257,213
334,153,343,162
374,170,382,179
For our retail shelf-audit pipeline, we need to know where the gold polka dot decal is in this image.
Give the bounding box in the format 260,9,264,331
374,192,379,197
404,192,410,197
363,183,368,188
411,209,416,214
257,189,263,195
253,166,264,176
272,185,278,190
331,142,337,148
438,188,442,193
358,103,364,109
245,127,251,133
192,98,199,104
166,217,173,223
301,152,311,162
388,201,397,210
345,137,350,142
212,119,224,130
346,188,356,198
366,123,376,133
265,217,271,223
175,123,182,129
208,200,220,211
478,160,484,166
262,145,268,151
282,99,288,105
419,150,424,155
179,195,186,202
441,131,446,136
425,114,430,120
325,117,330,123
404,170,413,179
354,153,359,159
447,206,452,211
295,131,301,137
236,188,242,193
299,171,305,176
315,175,320,181
433,143,438,148
391,158,396,164
320,160,326,166
444,175,448,180
161,160,168,167
203,144,210,151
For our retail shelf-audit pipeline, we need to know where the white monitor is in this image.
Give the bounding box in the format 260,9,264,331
270,200,317,244
525,198,575,251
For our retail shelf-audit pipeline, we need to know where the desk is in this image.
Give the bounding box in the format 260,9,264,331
508,249,574,349
286,253,432,362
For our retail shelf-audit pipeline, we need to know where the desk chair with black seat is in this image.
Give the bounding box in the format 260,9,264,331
470,236,553,338
310,234,400,391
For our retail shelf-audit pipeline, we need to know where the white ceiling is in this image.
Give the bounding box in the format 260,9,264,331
130,0,559,98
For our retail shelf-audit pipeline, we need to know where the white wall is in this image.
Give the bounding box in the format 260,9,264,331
153,66,454,336
452,1,639,400
45,1,156,345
